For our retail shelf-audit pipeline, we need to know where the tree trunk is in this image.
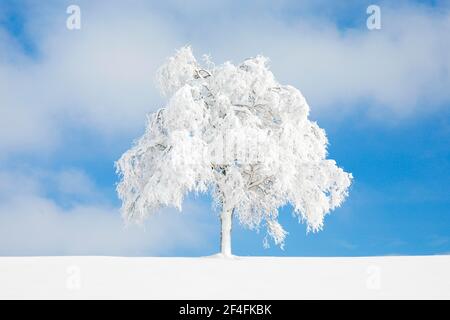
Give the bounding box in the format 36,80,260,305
220,208,233,256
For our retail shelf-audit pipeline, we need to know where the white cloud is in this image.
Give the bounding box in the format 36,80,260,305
0,196,213,256
0,168,216,256
193,4,450,119
0,1,183,156
53,169,100,199
1,1,449,157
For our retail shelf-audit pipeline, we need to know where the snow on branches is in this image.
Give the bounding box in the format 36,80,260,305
116,46,352,251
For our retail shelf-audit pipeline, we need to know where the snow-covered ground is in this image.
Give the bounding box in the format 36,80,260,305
0,255,449,299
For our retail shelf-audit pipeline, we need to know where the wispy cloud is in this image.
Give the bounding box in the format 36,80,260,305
0,168,215,256
1,1,449,157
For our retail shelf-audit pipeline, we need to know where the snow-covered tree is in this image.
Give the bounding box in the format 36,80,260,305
116,47,352,256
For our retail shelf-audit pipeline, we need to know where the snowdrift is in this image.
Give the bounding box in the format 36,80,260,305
0,255,449,299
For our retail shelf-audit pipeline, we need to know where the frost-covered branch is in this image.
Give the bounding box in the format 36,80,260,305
116,46,352,251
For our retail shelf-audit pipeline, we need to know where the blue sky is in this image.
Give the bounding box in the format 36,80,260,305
0,0,449,256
